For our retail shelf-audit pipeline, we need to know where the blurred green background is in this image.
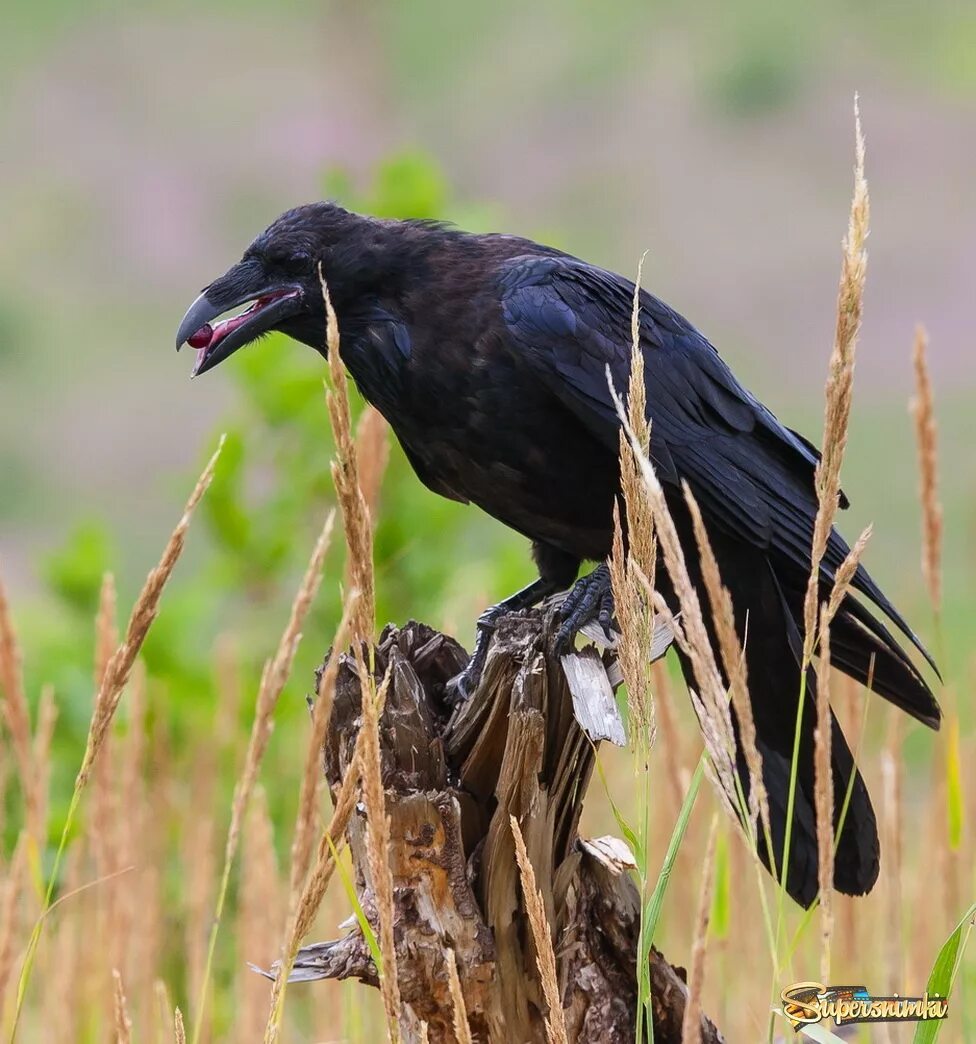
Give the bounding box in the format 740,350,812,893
1,0,974,912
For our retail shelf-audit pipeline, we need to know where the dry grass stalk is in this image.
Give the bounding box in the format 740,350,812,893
608,504,657,763
231,508,336,814
511,816,568,1044
607,256,657,756
910,324,943,614
802,98,869,664
174,1006,186,1044
342,406,389,599
45,848,84,1041
354,405,390,534
213,633,244,753
681,815,718,1044
683,486,771,850
236,785,281,1039
651,659,686,808
238,788,282,1041
882,714,904,991
0,571,38,840
358,664,402,1041
31,685,58,854
609,384,738,809
153,979,173,1044
646,595,739,827
195,508,334,1041
824,525,872,626
419,1020,431,1044
184,792,216,1031
321,270,375,641
113,968,132,1044
288,595,356,900
79,439,224,789
264,737,367,1042
91,573,120,987
445,948,474,1044
0,835,26,1003
91,573,118,839
9,440,223,1040
813,606,834,983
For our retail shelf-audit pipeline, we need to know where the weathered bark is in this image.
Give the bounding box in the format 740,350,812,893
289,607,723,1043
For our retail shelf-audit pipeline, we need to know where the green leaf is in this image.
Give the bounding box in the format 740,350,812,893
43,521,115,613
912,900,976,1044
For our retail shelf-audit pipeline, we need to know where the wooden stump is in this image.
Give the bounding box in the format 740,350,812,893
288,607,724,1043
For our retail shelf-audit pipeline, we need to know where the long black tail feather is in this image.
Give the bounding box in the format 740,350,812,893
663,502,939,907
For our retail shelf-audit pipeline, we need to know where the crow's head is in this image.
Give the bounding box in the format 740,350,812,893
176,202,389,376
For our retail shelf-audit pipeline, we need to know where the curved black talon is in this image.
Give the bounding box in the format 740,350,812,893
445,609,499,704
555,563,615,651
446,576,557,704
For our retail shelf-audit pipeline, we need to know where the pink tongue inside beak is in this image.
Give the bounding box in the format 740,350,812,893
188,324,213,349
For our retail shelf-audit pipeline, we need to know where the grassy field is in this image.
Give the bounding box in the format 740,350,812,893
1,4,974,1040
0,131,974,1042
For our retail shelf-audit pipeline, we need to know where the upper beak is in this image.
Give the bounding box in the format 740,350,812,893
176,260,303,377
175,292,222,353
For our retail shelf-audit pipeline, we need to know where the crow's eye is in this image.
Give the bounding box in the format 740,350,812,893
280,250,312,275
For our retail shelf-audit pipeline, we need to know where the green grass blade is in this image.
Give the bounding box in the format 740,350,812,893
710,828,730,941
912,900,976,1044
945,715,963,851
326,833,383,973
642,753,706,945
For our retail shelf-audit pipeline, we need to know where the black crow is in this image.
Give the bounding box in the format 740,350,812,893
177,203,940,907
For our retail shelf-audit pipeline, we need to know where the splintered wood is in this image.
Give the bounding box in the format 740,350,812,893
267,609,723,1044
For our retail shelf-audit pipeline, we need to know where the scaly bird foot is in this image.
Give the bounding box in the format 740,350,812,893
445,606,501,704
555,563,615,652
446,577,556,704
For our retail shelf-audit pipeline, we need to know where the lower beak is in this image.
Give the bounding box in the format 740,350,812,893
176,274,303,377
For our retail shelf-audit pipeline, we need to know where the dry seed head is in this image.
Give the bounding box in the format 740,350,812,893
113,968,133,1044
683,485,771,851
680,815,718,1044
803,98,869,664
321,270,375,642
199,506,332,1044
359,663,401,1040
226,509,334,877
910,324,943,613
608,501,656,759
289,595,356,899
814,604,834,983
265,737,367,1040
511,816,568,1044
79,437,224,789
0,833,27,1002
354,405,391,535
0,570,38,839
446,949,474,1044
239,787,282,1042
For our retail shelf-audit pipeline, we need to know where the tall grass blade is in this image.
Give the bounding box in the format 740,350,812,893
911,901,976,1044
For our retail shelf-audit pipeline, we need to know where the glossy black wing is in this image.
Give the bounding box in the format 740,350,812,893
497,253,931,667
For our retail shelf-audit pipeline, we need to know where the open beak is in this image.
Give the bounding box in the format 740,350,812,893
176,260,304,377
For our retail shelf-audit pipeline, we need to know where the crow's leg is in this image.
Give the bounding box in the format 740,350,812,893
556,562,614,650
447,577,558,703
